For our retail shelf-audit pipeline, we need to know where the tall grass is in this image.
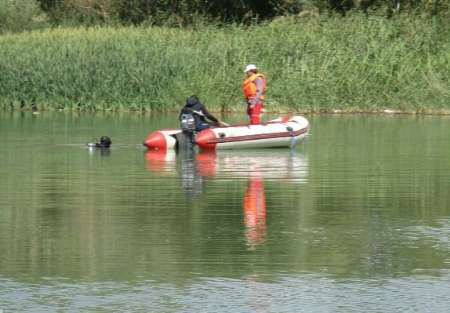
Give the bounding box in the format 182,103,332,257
0,13,449,113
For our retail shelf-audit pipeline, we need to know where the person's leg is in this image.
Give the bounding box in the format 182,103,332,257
249,103,262,124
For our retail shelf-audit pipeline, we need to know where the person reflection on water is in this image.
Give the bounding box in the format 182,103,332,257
244,176,267,249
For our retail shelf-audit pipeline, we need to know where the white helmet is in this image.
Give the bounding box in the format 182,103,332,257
244,64,257,73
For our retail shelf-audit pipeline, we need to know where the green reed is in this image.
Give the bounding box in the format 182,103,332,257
1,13,449,113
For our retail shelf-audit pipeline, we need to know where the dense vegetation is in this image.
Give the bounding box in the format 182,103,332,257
0,1,449,113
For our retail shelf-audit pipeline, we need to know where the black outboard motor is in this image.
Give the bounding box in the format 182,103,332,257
177,113,196,150
180,113,196,134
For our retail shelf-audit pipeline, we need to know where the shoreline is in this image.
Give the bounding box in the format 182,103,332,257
3,107,450,116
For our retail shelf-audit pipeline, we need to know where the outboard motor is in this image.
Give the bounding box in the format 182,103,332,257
177,113,196,150
180,113,195,133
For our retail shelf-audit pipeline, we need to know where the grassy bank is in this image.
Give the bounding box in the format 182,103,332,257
1,13,449,113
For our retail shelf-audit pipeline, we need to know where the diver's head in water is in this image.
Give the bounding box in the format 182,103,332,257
87,136,111,148
99,136,111,148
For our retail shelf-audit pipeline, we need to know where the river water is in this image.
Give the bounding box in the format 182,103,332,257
0,112,449,312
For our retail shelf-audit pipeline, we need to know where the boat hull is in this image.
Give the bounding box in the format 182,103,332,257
143,129,179,150
195,116,309,150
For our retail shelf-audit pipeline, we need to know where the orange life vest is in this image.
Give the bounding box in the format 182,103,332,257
242,73,266,100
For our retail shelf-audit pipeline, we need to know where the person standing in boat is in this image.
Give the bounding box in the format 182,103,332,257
242,64,267,124
179,95,228,131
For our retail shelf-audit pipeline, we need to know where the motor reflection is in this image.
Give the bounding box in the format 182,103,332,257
145,149,308,248
145,148,205,201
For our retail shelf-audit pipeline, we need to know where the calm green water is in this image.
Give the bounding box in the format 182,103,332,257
1,112,449,312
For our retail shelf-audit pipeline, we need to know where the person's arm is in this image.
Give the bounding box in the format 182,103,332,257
201,105,229,127
200,105,218,123
254,77,264,102
247,77,264,107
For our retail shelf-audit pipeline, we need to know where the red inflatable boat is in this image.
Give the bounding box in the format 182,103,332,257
143,115,309,150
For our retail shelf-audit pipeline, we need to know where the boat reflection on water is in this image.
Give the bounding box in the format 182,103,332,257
218,150,308,248
145,149,205,199
145,149,308,248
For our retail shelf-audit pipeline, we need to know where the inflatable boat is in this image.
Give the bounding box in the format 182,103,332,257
144,115,309,150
